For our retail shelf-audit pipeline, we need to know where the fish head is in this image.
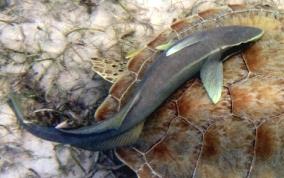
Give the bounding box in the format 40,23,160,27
218,25,264,60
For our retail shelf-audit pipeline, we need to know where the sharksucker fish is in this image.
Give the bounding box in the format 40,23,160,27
9,25,264,151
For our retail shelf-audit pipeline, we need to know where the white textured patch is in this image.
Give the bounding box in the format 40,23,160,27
0,25,24,51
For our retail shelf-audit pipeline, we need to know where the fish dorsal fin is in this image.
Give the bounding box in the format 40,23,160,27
166,35,204,56
200,50,223,104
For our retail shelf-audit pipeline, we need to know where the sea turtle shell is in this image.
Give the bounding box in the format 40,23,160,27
92,4,284,178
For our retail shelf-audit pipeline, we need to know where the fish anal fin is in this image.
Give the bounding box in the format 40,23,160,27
72,121,145,151
200,51,223,104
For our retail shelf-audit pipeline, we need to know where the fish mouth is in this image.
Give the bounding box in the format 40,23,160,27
221,29,264,61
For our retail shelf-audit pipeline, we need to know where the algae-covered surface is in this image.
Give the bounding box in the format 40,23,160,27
0,0,283,177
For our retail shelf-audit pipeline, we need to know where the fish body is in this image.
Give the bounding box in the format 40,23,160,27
9,26,264,151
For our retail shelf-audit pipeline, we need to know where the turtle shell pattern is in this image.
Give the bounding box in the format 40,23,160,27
91,4,284,178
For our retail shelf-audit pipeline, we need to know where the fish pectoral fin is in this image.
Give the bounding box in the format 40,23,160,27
166,35,204,56
200,51,223,104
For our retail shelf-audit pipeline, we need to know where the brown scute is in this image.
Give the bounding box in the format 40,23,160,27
223,54,249,87
175,20,217,40
168,78,197,101
109,70,136,99
250,115,284,177
119,82,137,109
197,6,231,20
254,4,279,11
255,121,278,160
227,4,252,11
147,28,177,50
137,164,160,178
136,54,158,80
243,30,284,77
228,4,277,12
143,117,202,178
200,127,221,159
198,20,219,30
115,147,145,171
230,76,284,125
127,47,157,73
94,96,119,121
195,116,255,178
134,101,177,153
217,8,282,30
176,81,231,132
170,15,202,33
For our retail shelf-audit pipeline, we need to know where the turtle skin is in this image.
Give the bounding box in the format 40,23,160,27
106,4,284,178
